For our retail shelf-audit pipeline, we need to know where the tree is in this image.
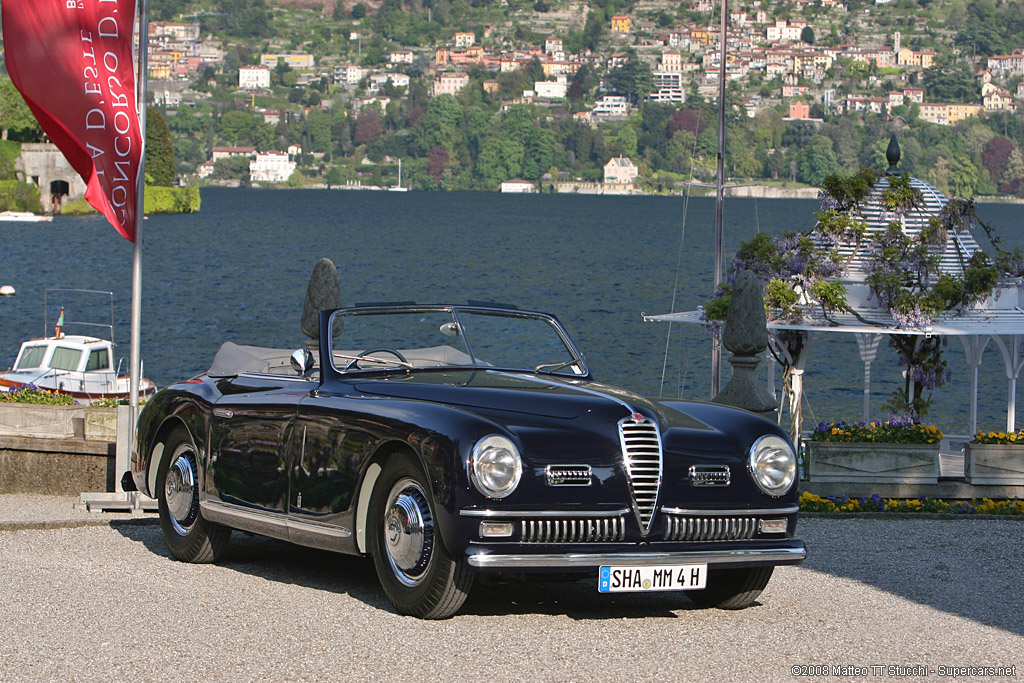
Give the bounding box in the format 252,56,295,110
412,94,462,154
145,108,176,186
618,125,638,158
800,26,815,44
475,137,524,186
351,3,367,19
925,56,979,102
0,77,40,141
606,52,655,105
981,137,1015,184
325,166,346,188
797,135,839,186
303,108,333,153
219,110,257,146
214,0,272,39
427,145,450,181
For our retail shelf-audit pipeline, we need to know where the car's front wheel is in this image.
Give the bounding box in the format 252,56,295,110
369,453,473,619
156,426,230,563
687,566,774,609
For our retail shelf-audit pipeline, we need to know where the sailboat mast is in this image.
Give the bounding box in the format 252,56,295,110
711,0,727,396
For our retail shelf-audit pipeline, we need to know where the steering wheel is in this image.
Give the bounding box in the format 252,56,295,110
344,348,410,371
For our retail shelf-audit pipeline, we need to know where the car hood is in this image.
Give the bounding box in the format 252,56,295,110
353,369,661,421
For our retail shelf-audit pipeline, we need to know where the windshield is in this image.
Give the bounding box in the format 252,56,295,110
327,306,587,376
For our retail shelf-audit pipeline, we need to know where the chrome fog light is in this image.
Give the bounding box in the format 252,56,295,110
759,518,788,534
470,435,522,499
748,435,796,497
479,521,514,538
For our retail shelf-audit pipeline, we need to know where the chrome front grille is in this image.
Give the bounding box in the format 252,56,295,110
545,465,592,486
618,415,663,533
664,515,757,542
689,465,731,487
520,517,626,543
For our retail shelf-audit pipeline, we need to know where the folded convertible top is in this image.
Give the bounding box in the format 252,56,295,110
207,342,297,378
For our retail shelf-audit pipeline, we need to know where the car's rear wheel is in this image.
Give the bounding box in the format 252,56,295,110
157,426,230,563
687,566,774,610
369,453,473,619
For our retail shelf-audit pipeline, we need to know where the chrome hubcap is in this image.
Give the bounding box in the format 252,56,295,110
383,478,433,586
165,444,198,535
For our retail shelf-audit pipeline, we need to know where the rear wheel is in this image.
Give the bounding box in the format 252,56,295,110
369,453,473,619
157,427,230,563
687,566,774,610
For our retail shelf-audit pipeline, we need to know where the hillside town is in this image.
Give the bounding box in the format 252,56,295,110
4,0,1024,196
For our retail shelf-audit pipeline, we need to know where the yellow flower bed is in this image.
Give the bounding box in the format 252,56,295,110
799,491,1024,515
971,429,1024,445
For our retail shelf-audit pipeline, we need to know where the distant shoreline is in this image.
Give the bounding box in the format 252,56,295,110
215,180,1024,204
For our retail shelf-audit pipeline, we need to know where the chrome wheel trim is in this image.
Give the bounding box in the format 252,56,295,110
382,477,434,587
165,443,199,536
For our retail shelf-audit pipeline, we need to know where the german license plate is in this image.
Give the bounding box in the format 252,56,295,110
598,564,707,593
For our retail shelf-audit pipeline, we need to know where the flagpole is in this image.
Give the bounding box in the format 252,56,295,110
130,0,149,414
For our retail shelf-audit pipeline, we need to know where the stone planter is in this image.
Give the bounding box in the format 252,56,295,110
84,407,118,441
0,403,84,439
806,441,939,484
964,443,1024,486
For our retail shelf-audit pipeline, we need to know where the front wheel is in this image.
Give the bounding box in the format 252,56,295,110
687,566,774,610
157,426,230,563
368,453,473,619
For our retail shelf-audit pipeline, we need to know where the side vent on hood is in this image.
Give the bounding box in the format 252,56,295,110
618,414,663,534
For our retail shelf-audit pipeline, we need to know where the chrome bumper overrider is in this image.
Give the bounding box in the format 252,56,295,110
466,546,806,569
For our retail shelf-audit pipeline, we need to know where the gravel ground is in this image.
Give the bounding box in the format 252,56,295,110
0,496,1021,682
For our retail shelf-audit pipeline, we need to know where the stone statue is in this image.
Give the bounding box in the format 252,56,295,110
711,270,778,416
301,258,343,348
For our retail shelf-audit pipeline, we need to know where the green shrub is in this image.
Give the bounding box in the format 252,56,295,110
0,179,40,212
144,185,201,213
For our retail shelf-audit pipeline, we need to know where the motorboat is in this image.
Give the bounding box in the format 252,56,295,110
0,211,53,222
0,290,155,403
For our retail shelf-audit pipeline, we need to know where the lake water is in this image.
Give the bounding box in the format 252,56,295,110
1,187,1021,436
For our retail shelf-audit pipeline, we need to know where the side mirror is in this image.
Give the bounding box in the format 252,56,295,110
291,348,316,378
439,322,462,337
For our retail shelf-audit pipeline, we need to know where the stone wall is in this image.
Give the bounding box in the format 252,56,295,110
0,435,114,495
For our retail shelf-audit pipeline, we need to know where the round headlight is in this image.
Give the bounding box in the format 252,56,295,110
748,435,796,497
470,435,522,499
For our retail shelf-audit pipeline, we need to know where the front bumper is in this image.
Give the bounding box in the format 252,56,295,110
466,541,806,571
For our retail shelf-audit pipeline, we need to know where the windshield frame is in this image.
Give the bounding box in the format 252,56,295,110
321,304,590,381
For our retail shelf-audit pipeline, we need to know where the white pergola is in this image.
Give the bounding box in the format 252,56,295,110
645,160,1024,439
645,304,1024,436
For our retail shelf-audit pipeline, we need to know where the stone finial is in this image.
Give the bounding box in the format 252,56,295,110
712,270,778,415
885,135,901,175
722,270,768,356
301,258,343,342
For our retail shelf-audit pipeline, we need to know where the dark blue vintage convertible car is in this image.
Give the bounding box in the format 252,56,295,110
128,304,805,618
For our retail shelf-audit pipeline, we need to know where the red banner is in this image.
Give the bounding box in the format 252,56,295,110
3,0,143,242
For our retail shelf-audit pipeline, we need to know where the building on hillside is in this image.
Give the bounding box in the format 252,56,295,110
454,32,475,48
211,146,256,161
250,152,296,184
591,95,630,120
334,64,366,86
987,50,1024,77
535,78,568,99
982,83,1015,111
238,65,271,90
787,101,811,119
260,54,315,69
433,72,470,96
389,50,415,65
500,179,534,193
603,156,638,185
611,15,631,33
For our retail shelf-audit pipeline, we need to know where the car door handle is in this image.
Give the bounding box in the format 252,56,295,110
213,407,234,418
